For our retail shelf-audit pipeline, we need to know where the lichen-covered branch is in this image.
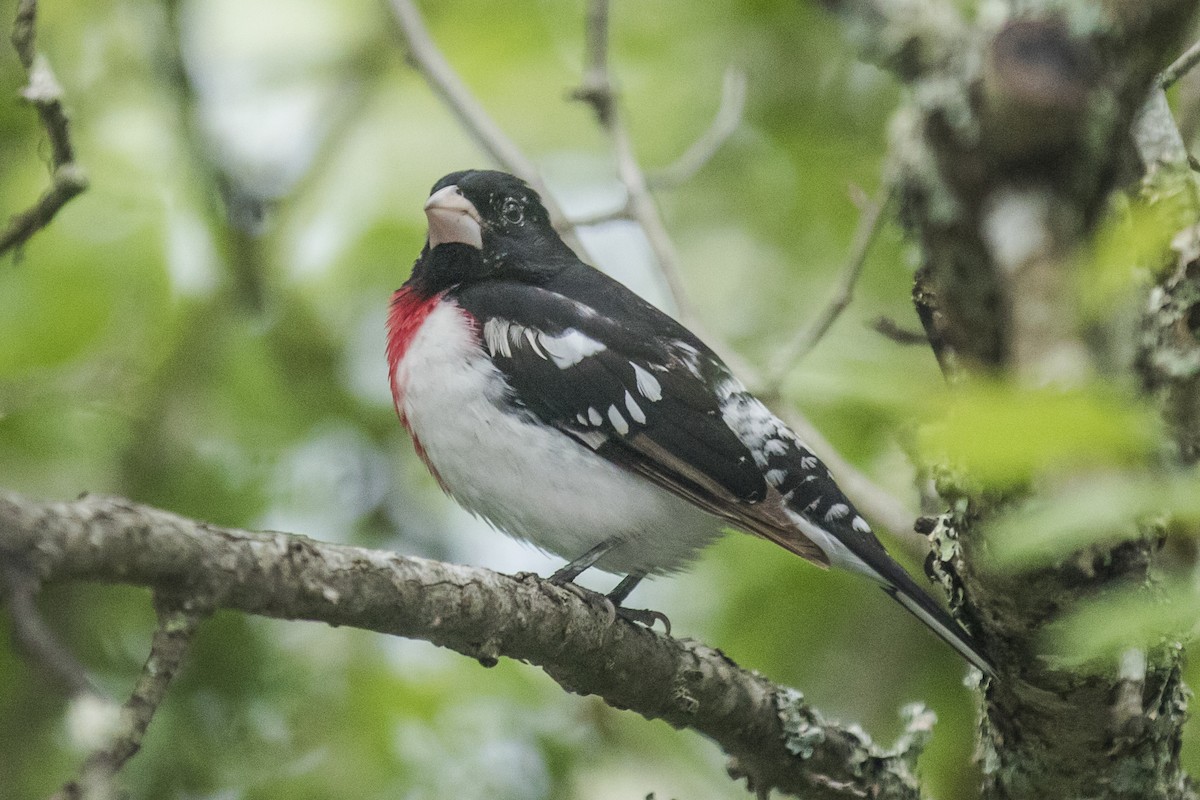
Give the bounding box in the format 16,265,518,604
817,0,1200,798
0,490,928,800
1,0,88,257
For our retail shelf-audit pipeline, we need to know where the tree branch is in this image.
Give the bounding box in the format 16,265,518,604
1,561,99,697
49,600,203,800
1,0,88,258
648,67,748,190
0,490,928,800
571,0,698,322
384,0,581,251
763,180,896,396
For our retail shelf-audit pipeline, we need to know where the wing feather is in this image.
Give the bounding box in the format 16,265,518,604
455,279,831,568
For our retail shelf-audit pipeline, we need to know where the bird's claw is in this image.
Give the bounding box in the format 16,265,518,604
614,606,671,636
548,580,667,633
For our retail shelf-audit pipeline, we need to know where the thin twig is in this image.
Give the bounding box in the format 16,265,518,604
569,202,631,227
650,67,748,189
0,561,100,697
1,0,88,257
571,0,699,322
763,181,895,395
385,0,581,249
1160,37,1200,88
870,316,929,346
50,599,204,800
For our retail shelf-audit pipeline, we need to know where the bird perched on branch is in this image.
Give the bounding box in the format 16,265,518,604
387,169,994,677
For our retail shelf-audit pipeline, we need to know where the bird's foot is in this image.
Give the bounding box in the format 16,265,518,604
548,578,618,625
613,605,671,636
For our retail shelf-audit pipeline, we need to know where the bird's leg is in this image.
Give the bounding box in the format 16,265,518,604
546,540,621,623
607,572,671,635
547,539,617,585
606,572,643,605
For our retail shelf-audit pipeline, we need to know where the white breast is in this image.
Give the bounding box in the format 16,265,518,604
394,300,724,576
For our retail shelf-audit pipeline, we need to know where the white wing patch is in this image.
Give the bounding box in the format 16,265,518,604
540,328,606,368
824,503,850,522
483,318,514,358
631,362,662,401
482,318,606,369
607,404,629,435
481,317,673,440
624,390,646,424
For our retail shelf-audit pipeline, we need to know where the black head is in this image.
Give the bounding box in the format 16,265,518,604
413,170,576,295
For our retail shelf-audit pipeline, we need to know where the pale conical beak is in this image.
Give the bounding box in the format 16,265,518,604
425,185,483,249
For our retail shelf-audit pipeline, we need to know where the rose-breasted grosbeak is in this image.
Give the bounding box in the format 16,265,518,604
388,169,994,677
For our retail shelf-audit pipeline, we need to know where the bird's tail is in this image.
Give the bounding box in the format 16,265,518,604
880,566,996,679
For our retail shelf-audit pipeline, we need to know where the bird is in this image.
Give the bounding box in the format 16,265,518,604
387,168,995,677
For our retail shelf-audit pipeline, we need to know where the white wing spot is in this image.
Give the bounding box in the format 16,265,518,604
852,515,871,533
624,390,646,424
525,329,547,359
588,407,603,426
539,328,606,368
608,404,629,435
799,456,818,470
631,362,662,401
763,439,789,457
672,341,704,378
483,318,512,357
576,412,589,426
765,469,787,486
825,503,850,522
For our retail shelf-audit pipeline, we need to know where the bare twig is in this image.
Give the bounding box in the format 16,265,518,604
571,0,698,322
870,316,930,346
1,561,99,697
3,491,926,800
1,0,88,257
1160,37,1200,88
50,599,204,800
650,68,748,189
763,181,895,395
385,0,581,248
568,202,631,227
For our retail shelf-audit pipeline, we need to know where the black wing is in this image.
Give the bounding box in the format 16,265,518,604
454,274,831,566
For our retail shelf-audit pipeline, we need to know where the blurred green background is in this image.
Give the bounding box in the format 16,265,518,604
3,1,1196,798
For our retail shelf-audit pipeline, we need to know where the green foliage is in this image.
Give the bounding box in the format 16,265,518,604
989,472,1200,569
918,381,1160,486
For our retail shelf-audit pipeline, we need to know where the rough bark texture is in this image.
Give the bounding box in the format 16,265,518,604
822,0,1200,798
0,491,929,800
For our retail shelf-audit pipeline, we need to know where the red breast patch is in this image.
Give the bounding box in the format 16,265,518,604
386,287,442,421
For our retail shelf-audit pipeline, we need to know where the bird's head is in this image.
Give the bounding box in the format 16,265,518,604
415,170,574,292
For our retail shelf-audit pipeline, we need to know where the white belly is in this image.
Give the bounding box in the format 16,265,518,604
394,301,724,576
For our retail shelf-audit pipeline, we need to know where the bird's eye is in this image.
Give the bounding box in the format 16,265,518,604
501,199,524,225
